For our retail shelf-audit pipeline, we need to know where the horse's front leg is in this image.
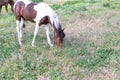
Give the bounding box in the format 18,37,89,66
45,24,53,47
32,22,39,47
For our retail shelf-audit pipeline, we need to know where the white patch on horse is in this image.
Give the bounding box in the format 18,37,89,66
33,2,60,30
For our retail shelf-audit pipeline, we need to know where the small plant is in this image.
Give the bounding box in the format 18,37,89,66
51,4,61,10
32,0,43,2
103,3,110,7
75,48,116,69
88,0,97,3
63,0,82,5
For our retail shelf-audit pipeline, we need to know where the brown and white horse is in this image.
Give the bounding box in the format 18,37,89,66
0,0,14,14
13,0,65,48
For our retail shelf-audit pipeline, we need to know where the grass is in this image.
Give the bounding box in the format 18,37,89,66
0,0,120,80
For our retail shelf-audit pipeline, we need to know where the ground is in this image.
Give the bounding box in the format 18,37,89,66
0,0,120,80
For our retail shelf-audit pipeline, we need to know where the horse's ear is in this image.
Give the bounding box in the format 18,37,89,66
62,28,65,31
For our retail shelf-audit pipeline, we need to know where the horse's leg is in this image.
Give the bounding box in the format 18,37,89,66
32,22,39,47
0,5,2,14
5,4,8,14
45,24,53,47
16,20,22,46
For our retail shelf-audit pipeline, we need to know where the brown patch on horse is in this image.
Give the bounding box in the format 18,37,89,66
39,16,51,25
14,1,37,22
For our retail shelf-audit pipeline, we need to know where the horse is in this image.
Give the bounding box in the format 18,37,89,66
13,0,65,48
0,0,14,14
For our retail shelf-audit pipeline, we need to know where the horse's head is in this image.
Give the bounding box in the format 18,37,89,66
54,28,65,48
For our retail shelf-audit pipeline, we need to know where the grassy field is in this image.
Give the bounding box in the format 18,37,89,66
0,0,120,80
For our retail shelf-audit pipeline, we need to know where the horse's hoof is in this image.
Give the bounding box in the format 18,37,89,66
32,45,35,47
50,44,53,47
21,38,24,42
19,44,22,47
32,43,35,47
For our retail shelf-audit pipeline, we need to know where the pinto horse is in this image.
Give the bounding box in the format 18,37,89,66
0,0,14,14
13,0,65,47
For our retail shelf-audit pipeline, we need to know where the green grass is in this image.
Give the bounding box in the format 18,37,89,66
0,0,120,80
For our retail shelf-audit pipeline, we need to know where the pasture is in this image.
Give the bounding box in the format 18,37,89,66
0,0,120,80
